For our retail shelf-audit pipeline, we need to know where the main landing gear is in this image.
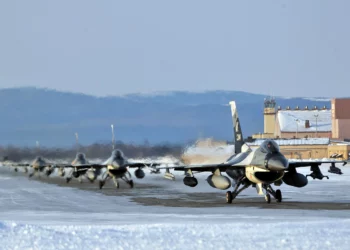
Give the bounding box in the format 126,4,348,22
225,179,283,204
264,184,282,203
98,172,134,190
226,176,251,204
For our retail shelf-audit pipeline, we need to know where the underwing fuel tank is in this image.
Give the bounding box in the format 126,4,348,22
134,168,145,179
282,172,308,187
183,176,198,187
206,174,231,190
86,169,96,181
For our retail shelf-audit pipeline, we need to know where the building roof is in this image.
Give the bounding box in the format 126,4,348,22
248,138,330,146
277,110,331,132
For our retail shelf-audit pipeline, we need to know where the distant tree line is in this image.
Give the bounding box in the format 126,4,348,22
0,141,184,161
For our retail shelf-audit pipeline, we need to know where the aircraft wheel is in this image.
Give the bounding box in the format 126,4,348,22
129,180,134,188
265,194,271,204
275,189,282,203
113,179,119,189
226,191,233,204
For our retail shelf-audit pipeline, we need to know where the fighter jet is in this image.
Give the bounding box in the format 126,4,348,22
64,124,161,189
0,156,27,172
53,133,101,183
1,142,54,176
157,101,347,204
6,156,55,177
58,152,100,183
69,149,160,189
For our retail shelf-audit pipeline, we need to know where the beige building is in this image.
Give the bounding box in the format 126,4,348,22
250,97,350,160
331,98,350,140
253,97,350,140
248,138,350,160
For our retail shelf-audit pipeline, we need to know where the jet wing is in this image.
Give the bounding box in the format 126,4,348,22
288,159,348,168
157,163,242,172
53,164,106,171
54,163,161,172
5,163,54,168
5,163,31,167
126,162,161,168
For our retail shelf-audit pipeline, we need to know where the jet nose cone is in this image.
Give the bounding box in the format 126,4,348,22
268,155,289,171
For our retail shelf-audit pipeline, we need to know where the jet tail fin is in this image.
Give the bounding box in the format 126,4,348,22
229,101,245,154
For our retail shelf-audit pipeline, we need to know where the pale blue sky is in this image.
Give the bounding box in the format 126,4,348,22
0,1,349,97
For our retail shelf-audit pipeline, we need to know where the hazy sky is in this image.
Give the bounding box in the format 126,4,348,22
0,1,349,97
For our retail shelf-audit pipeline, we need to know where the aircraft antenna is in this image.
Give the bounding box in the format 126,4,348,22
75,132,79,153
111,124,115,150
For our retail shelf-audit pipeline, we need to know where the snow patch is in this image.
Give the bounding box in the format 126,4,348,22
278,110,331,132
1,220,350,250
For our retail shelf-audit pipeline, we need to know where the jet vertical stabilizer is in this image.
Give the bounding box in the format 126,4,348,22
229,101,244,154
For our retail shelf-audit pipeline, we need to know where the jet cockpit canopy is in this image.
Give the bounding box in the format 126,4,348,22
260,140,280,154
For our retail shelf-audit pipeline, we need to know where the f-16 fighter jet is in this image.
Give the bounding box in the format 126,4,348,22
67,125,161,189
69,149,160,189
5,156,55,177
2,151,95,181
157,101,347,204
0,156,28,173
54,133,99,183
59,152,99,183
1,141,59,177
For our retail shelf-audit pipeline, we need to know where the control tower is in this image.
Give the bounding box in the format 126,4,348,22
264,97,276,135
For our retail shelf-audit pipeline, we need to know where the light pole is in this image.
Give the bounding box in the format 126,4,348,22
295,119,299,138
314,114,319,138
111,124,115,150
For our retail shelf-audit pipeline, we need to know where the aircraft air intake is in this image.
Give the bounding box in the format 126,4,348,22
45,167,53,176
72,171,80,178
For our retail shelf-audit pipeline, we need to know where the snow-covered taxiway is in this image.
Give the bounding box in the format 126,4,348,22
1,163,350,250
